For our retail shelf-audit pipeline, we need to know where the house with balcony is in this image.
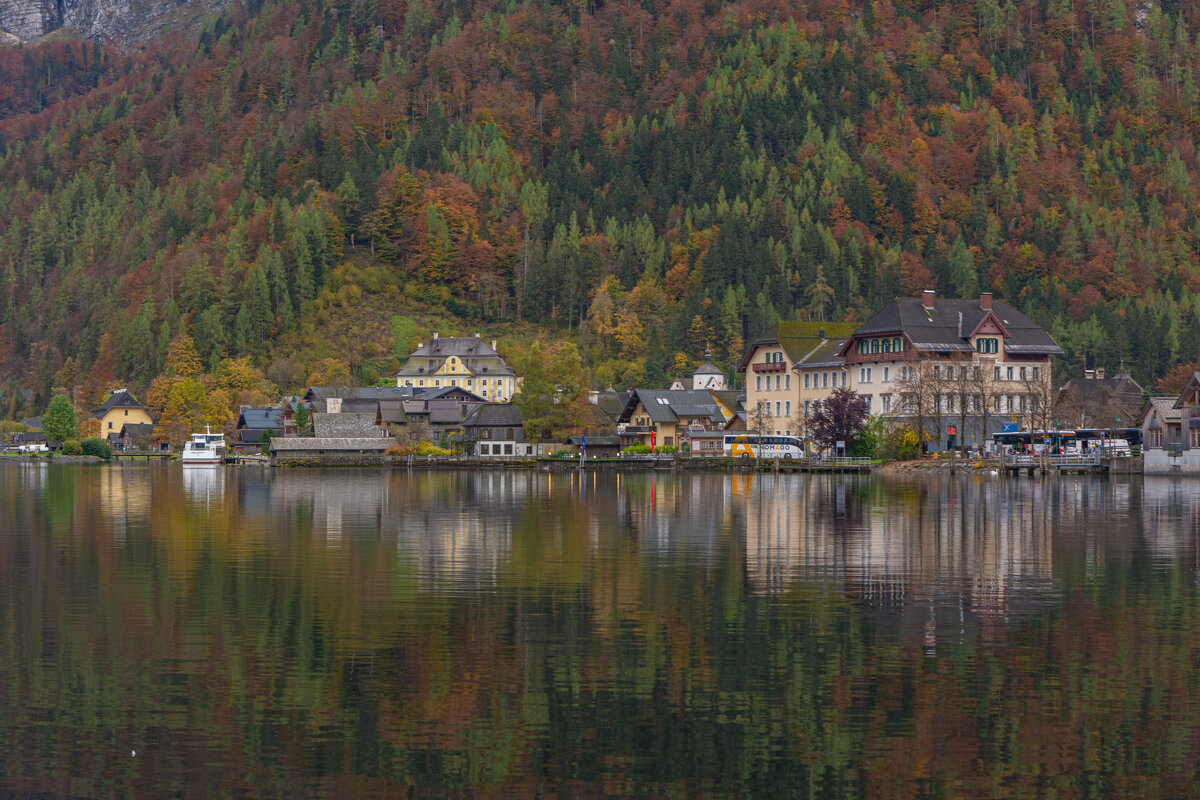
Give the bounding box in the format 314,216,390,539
617,389,730,449
738,321,859,439
840,291,1062,450
1142,373,1200,474
395,333,519,402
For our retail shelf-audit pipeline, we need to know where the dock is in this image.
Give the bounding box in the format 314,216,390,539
1003,453,1107,476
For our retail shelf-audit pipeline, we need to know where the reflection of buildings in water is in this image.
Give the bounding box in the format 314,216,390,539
180,465,226,509
99,466,153,543
741,475,1057,630
1141,478,1200,563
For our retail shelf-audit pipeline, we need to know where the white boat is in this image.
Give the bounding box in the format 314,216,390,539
182,426,226,464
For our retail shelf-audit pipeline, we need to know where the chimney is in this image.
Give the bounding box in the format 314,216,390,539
491,340,497,351
433,332,439,339
980,292,992,310
922,290,935,310
1096,367,1105,380
476,332,481,339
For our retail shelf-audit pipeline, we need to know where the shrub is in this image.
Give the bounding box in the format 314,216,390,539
62,440,83,456
80,437,114,460
623,444,652,454
656,444,680,454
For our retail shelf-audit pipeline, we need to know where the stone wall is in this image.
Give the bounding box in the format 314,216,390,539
312,413,384,438
0,0,60,40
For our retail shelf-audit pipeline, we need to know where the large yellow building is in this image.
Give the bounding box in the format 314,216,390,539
395,333,519,402
92,389,154,433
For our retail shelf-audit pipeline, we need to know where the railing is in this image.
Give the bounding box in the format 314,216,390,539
1005,453,1101,468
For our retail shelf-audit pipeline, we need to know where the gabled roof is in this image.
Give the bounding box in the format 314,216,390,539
1142,397,1181,426
379,399,407,424
1173,373,1200,409
339,398,381,415
1059,373,1144,407
846,297,1062,355
396,336,516,377
619,389,726,425
795,337,851,369
463,404,524,428
303,386,410,402
739,321,859,372
92,389,146,417
237,407,284,430
119,423,156,438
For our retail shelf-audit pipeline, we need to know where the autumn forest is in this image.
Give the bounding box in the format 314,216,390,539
3,0,1200,416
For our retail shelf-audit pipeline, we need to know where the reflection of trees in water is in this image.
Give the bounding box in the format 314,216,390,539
5,469,1200,797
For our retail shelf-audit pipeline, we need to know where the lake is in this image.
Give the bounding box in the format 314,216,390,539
1,464,1198,798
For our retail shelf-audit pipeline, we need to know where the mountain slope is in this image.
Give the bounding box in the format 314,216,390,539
2,0,1200,412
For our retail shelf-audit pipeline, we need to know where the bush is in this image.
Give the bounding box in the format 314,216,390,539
656,444,680,454
62,440,83,456
623,444,652,454
80,437,114,460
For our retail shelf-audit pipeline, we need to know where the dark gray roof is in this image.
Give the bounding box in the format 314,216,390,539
92,390,146,417
13,431,47,443
1059,374,1144,407
379,399,407,424
851,298,1062,355
339,398,380,415
463,404,524,428
237,408,284,430
303,386,410,402
119,423,156,438
620,390,726,425
396,336,515,377
20,416,41,430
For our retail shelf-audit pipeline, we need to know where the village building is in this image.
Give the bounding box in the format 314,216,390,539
1141,373,1200,474
617,389,730,450
269,438,392,466
1055,366,1144,430
92,389,154,433
462,404,534,457
395,333,519,402
738,321,858,438
841,291,1063,449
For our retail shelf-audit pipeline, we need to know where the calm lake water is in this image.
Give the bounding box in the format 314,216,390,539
1,464,1199,798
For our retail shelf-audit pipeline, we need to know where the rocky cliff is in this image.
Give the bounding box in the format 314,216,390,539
0,0,226,44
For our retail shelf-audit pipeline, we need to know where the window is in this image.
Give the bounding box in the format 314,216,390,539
1032,367,1041,381
871,339,880,354
1006,396,1014,412
822,372,829,389
775,375,781,391
804,374,810,389
108,421,112,429
1007,366,1014,381
882,339,891,353
841,371,847,387
1020,366,1027,381
864,395,872,413
973,366,982,381
993,367,1000,381
666,437,674,446
894,338,904,352
1149,428,1162,448
994,395,1001,412
859,340,868,355
882,366,889,382
882,395,892,413
775,401,781,417
504,444,513,455
804,401,810,416
785,401,791,417
785,374,791,390
756,376,761,391
480,444,489,455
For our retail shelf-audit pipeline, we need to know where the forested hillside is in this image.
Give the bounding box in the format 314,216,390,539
3,0,1200,414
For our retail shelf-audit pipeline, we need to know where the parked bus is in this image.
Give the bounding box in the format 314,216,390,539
723,433,805,459
992,428,1140,455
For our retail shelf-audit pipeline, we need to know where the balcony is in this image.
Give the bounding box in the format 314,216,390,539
752,361,787,373
621,425,654,434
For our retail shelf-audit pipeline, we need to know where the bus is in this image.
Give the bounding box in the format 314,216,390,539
991,428,1141,455
723,433,805,459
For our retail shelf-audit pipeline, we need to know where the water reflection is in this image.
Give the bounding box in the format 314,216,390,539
2,465,1199,798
